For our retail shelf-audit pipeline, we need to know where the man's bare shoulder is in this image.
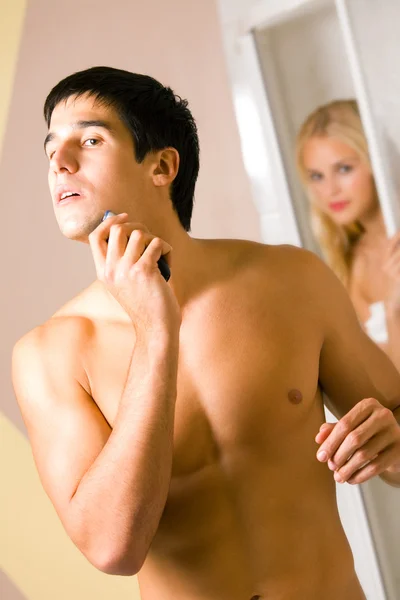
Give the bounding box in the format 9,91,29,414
207,237,310,267
12,282,108,396
218,239,322,283
15,278,122,351
15,281,96,348
12,314,94,399
256,242,342,309
50,279,119,320
15,312,94,352
202,238,328,302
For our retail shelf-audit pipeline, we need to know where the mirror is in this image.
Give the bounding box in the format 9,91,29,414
248,1,400,598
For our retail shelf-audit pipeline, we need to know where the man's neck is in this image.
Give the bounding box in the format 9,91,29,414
94,230,214,321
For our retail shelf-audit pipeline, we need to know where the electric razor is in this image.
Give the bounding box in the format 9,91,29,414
101,210,171,282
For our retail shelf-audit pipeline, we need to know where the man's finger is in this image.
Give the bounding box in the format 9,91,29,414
107,223,152,269
316,399,376,462
121,230,156,269
315,423,335,444
89,213,128,275
329,416,383,470
346,447,398,485
138,236,172,269
106,222,134,266
333,431,391,483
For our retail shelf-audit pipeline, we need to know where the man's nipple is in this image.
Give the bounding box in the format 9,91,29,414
288,389,303,404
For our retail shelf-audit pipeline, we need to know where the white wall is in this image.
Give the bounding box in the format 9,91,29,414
344,0,400,216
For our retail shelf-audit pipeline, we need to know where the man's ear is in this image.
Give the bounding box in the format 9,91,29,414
152,148,180,187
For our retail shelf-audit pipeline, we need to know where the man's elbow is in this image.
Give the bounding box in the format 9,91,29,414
66,507,150,575
89,546,145,576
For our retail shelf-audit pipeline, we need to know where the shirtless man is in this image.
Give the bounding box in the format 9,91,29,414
11,66,400,600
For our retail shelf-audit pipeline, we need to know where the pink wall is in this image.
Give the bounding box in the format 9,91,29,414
1,2,260,596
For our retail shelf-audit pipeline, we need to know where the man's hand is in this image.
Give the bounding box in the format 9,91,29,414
315,398,400,485
89,212,181,338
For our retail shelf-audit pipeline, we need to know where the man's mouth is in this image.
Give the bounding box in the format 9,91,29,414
61,192,80,201
55,186,83,204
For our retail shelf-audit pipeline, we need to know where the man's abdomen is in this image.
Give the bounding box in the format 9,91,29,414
138,456,364,600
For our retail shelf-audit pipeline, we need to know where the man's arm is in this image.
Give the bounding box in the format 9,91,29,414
12,317,178,575
301,250,400,486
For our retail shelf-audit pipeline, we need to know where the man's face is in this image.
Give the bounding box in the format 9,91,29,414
46,94,150,242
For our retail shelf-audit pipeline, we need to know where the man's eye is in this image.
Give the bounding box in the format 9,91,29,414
83,138,99,147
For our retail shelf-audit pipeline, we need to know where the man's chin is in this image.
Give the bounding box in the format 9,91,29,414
59,218,99,243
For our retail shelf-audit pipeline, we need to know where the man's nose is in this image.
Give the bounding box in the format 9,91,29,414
50,146,79,174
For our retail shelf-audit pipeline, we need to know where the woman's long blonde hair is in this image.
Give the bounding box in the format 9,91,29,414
296,99,376,287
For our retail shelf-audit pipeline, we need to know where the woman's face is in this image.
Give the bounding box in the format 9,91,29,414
301,136,378,226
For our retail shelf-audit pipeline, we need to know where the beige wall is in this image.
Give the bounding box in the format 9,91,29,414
0,0,260,598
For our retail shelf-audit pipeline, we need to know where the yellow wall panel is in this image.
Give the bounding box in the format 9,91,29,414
0,0,27,159
0,413,141,599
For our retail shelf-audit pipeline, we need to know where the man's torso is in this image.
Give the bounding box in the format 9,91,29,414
49,241,365,600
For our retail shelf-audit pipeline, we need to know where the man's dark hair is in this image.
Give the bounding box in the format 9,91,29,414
44,66,200,231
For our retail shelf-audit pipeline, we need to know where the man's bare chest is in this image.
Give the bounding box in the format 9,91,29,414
86,306,323,474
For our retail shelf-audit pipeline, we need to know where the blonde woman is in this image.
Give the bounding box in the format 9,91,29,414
296,99,400,371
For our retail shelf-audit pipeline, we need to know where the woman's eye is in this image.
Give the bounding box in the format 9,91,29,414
309,172,322,182
339,164,352,173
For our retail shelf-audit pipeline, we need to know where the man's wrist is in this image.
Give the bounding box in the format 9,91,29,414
134,327,179,353
379,470,400,487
